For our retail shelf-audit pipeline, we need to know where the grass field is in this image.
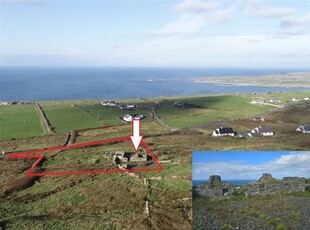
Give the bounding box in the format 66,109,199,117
0,104,44,140
79,104,150,126
156,95,273,128
42,105,102,133
42,104,151,133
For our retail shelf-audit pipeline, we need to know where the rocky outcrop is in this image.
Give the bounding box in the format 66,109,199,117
194,174,309,200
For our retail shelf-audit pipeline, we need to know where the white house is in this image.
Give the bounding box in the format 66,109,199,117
123,114,133,122
212,127,236,137
122,114,144,122
270,98,281,103
292,98,301,102
296,125,310,134
0,101,10,105
304,97,310,101
126,104,136,109
248,126,274,137
101,101,117,106
250,99,264,105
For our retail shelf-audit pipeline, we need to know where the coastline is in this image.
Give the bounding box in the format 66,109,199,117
192,71,310,88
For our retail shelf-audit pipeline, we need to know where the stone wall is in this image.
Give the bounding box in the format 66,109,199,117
246,176,306,196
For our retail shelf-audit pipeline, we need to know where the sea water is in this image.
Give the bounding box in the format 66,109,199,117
0,67,308,101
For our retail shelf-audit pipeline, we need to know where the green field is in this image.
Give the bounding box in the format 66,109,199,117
79,104,150,126
42,104,150,133
42,105,102,133
156,95,273,128
0,104,44,140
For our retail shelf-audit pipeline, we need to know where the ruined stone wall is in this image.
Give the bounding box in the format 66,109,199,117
246,178,306,196
195,174,309,200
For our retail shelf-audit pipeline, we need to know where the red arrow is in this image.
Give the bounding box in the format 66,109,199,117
130,118,143,152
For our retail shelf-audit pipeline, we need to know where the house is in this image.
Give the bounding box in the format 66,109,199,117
248,126,274,137
122,114,144,122
132,114,144,120
212,127,237,137
269,98,281,103
118,104,126,110
0,101,11,105
173,101,184,107
100,101,117,106
296,125,310,134
250,99,264,105
123,114,133,122
304,97,310,101
126,104,136,109
292,98,301,102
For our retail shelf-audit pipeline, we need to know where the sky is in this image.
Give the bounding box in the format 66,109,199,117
193,151,310,180
1,0,310,67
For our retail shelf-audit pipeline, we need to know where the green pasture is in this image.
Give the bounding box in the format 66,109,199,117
157,95,273,128
79,104,150,126
42,105,101,133
0,104,44,140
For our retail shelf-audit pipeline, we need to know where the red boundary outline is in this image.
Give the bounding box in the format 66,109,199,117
8,136,163,177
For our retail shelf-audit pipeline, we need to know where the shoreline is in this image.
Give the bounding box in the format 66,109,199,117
192,71,310,88
192,80,310,88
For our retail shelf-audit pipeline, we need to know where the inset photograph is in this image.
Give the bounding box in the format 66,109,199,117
193,151,310,230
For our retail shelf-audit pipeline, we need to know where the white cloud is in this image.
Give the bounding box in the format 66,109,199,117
145,0,240,37
193,152,310,180
280,14,310,28
246,0,296,18
174,0,220,13
144,14,206,37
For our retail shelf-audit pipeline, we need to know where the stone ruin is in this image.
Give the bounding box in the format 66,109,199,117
194,173,309,200
194,175,236,200
103,150,151,169
245,173,306,196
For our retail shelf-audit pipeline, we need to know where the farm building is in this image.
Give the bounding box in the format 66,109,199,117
123,114,133,122
101,101,117,106
126,104,136,109
212,127,237,137
292,98,302,102
269,98,281,103
296,125,310,134
250,99,264,105
122,114,144,122
248,126,274,137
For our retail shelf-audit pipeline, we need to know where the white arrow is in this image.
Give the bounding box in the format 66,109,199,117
130,118,143,152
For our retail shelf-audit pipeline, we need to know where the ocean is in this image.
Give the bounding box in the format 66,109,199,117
0,67,308,101
193,179,256,186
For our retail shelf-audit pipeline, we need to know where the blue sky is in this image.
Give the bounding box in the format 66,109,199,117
1,0,310,67
193,151,310,180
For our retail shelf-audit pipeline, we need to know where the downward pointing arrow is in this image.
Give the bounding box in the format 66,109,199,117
130,118,143,152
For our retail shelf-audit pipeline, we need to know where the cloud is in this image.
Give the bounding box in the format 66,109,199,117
275,28,304,37
193,152,310,180
246,0,296,18
144,14,206,37
280,14,310,28
145,0,240,37
174,0,220,13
